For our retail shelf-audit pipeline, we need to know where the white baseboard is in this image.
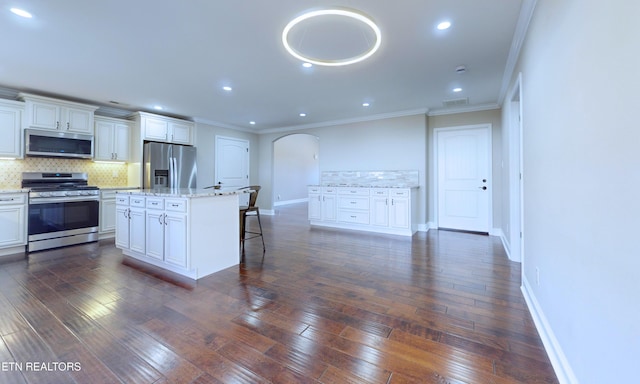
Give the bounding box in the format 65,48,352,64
274,198,308,207
521,277,578,384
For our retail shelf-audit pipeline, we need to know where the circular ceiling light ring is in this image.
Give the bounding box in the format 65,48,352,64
282,9,382,67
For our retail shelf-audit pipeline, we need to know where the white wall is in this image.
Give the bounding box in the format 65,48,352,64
258,114,428,225
506,0,640,382
273,134,319,204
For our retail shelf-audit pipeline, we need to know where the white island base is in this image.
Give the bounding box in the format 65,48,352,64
115,190,241,280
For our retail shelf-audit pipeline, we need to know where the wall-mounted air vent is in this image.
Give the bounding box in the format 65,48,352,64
442,97,469,107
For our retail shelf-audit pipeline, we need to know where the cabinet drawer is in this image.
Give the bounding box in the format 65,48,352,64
308,186,321,194
322,187,337,194
370,188,388,197
100,190,117,199
129,196,145,207
146,197,164,210
165,199,187,213
337,210,370,224
337,187,369,196
338,196,369,210
390,189,410,197
0,193,26,205
115,195,129,205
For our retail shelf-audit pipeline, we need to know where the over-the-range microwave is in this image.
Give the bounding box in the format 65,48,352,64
25,128,94,159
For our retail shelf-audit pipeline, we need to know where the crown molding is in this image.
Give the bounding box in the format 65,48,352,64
427,103,500,117
257,108,429,135
497,0,538,105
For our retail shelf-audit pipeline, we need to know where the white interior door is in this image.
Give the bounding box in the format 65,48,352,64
436,125,491,233
215,136,249,189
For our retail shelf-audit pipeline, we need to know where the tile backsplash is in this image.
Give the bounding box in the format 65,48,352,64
0,158,128,188
321,170,419,187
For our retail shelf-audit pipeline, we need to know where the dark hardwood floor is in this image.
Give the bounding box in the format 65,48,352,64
0,203,558,383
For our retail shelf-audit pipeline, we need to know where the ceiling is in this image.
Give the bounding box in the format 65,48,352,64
0,0,524,132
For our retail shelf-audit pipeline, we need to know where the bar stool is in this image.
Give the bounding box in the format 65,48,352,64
239,186,265,253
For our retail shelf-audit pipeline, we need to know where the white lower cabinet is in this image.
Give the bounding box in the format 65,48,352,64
0,193,27,253
115,195,145,254
308,187,336,221
389,190,411,230
309,186,417,236
145,197,187,268
370,189,389,227
115,191,240,279
99,190,117,237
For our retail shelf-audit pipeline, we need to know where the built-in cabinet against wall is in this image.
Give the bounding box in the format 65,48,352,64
94,116,131,161
19,93,98,134
309,186,418,236
0,99,23,158
0,192,27,256
132,112,193,145
308,186,337,221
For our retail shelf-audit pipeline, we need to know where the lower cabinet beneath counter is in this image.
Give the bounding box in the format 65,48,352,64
115,192,240,279
308,187,419,236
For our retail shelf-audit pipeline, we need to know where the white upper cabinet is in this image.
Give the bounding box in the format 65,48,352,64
19,93,98,133
0,99,24,158
133,112,193,145
94,116,131,161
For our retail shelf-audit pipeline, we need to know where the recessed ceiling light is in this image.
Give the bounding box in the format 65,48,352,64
302,62,313,68
223,86,232,91
282,9,382,67
10,8,32,18
249,121,256,125
362,102,370,107
299,113,307,117
437,21,451,30
453,88,462,92
153,105,163,110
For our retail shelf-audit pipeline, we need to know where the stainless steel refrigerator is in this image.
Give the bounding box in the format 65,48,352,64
143,142,197,189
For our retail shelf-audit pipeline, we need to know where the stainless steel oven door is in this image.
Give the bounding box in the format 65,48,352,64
27,197,99,251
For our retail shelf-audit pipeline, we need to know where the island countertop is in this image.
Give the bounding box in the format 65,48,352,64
115,188,251,198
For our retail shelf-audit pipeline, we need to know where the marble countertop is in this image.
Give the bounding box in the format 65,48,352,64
0,188,29,193
309,184,419,189
115,187,251,198
98,186,140,190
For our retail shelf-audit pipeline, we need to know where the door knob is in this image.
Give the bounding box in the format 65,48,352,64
479,186,487,190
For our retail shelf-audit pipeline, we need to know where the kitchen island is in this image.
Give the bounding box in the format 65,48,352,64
115,188,246,279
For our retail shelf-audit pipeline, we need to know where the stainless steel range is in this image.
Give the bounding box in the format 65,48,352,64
22,172,99,252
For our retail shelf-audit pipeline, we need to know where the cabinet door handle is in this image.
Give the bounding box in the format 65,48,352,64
164,213,168,225
158,214,163,225
66,122,70,130
56,121,60,129
0,198,15,202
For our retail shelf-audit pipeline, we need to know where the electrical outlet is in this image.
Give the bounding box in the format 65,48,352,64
536,267,540,285
112,170,119,178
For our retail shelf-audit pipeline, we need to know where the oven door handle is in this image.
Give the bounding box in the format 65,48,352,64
29,196,100,204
